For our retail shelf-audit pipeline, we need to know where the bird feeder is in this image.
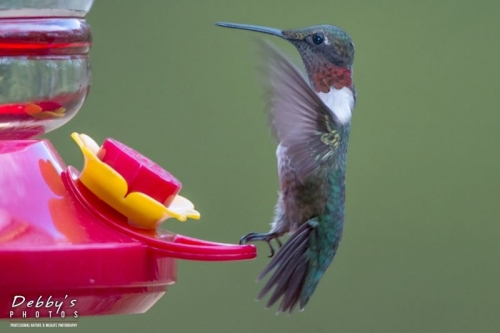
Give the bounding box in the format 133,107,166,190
0,0,256,320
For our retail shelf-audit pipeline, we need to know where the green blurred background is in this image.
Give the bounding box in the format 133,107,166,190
46,0,500,332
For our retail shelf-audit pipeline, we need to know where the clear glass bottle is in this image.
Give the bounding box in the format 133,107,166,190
0,0,93,139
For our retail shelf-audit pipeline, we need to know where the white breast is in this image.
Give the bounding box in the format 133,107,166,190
317,86,354,125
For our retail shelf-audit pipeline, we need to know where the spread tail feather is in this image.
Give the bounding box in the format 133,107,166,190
256,222,311,313
257,217,341,313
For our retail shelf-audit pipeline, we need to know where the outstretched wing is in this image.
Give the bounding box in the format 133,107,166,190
259,41,344,182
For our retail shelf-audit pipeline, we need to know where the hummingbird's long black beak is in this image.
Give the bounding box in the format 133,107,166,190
215,22,285,39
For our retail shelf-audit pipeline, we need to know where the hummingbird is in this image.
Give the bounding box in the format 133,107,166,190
215,22,355,313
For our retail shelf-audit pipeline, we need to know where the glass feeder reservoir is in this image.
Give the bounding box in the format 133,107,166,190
0,0,93,139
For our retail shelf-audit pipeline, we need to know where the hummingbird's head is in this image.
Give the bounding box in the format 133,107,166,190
215,22,354,93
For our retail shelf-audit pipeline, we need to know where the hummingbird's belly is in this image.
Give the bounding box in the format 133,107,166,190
274,144,327,232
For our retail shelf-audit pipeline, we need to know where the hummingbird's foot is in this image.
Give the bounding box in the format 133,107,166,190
240,232,282,258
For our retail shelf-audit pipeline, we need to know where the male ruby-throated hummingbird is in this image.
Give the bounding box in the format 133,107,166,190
216,22,355,313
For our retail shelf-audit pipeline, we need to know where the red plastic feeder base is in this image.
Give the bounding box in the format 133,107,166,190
0,139,256,318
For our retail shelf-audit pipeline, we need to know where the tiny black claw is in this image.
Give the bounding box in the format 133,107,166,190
239,232,279,258
276,238,283,248
239,232,255,245
267,241,275,258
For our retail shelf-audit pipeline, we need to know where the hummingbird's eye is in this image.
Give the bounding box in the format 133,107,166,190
312,33,324,45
